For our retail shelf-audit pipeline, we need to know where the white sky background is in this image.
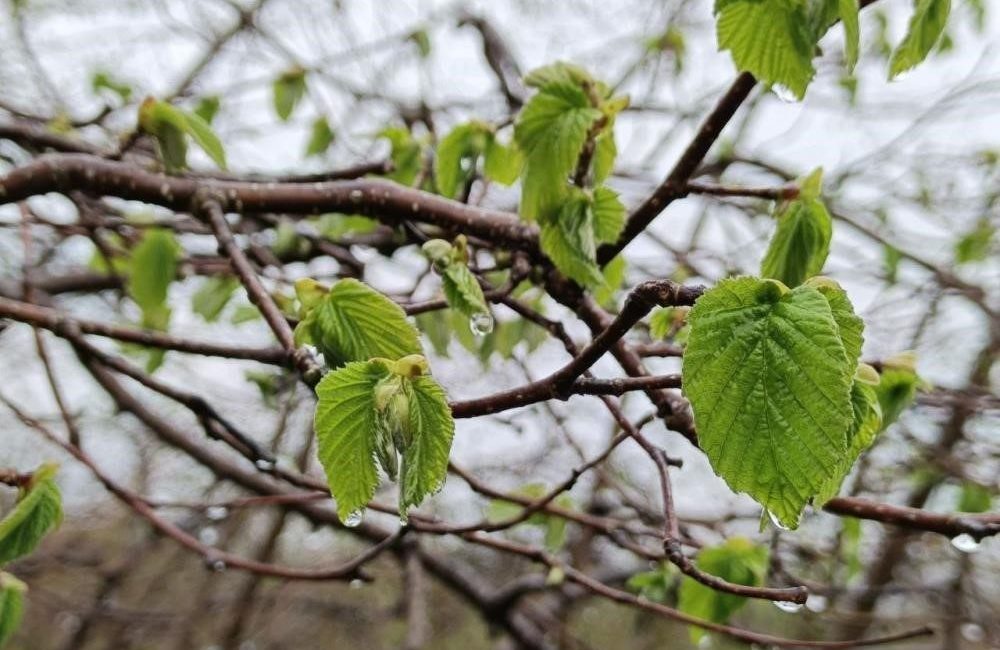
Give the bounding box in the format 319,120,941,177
0,0,997,550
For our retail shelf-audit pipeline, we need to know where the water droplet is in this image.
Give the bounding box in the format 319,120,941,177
891,69,913,82
697,635,714,649
254,458,275,472
469,312,494,336
960,622,985,643
206,506,229,521
767,510,791,531
349,578,364,590
210,559,227,572
805,594,828,613
771,84,798,103
951,533,980,553
349,189,364,203
198,526,220,546
398,511,409,526
343,510,363,528
773,600,803,613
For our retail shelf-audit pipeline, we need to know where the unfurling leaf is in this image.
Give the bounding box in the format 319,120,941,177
683,277,854,528
761,168,832,287
422,236,491,325
889,0,952,80
192,276,240,322
314,357,453,521
294,278,422,368
273,68,307,121
677,538,768,642
138,97,227,171
874,353,921,428
0,464,62,565
0,572,26,648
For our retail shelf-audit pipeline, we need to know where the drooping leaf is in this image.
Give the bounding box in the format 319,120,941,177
273,68,307,121
715,0,817,99
192,276,240,322
442,264,490,321
483,136,523,185
314,361,388,522
295,278,422,368
889,0,952,80
398,373,454,518
0,464,62,565
761,169,832,287
683,277,854,528
128,229,179,314
678,538,768,642
539,196,604,287
305,116,336,157
0,573,26,648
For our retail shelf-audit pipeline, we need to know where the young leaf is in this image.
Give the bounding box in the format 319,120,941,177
594,254,627,308
761,169,832,287
314,361,388,522
305,116,336,157
806,277,864,371
539,197,604,287
273,68,307,121
626,564,676,603
0,464,62,565
127,229,179,314
91,71,132,103
954,218,995,264
442,264,490,322
0,573,26,648
677,538,768,642
889,0,952,80
181,111,227,169
193,95,221,124
398,373,454,518
483,136,523,186
379,126,423,186
957,482,992,513
435,122,490,199
192,276,240,322
295,278,422,368
840,0,861,72
138,98,227,170
715,0,816,99
874,356,921,428
683,277,854,528
592,185,626,243
815,377,883,503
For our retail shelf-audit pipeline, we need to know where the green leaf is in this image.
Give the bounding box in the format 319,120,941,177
539,196,604,287
649,307,687,341
761,170,832,287
483,136,523,186
592,127,617,184
314,361,387,522
889,0,952,80
839,0,861,71
273,68,307,121
193,95,221,125
305,116,336,157
715,0,816,99
806,277,864,371
515,70,602,220
379,127,423,186
295,278,422,368
230,303,262,324
315,214,378,239
192,276,240,322
0,573,26,648
815,378,883,503
442,264,490,321
91,71,132,103
435,122,490,199
954,218,995,264
594,254,626,308
683,277,854,528
408,28,432,58
127,229,179,314
398,373,454,518
181,111,227,169
874,357,920,428
957,482,992,513
678,538,768,642
415,311,452,357
0,464,62,565
626,564,676,603
592,186,626,243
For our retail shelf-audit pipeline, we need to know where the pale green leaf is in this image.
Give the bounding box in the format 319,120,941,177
957,482,992,513
298,278,422,368
889,0,951,79
91,71,132,102
0,573,26,648
399,374,454,517
379,126,422,186
273,69,307,121
192,276,240,322
806,277,864,371
594,254,626,308
442,263,490,320
840,0,861,71
592,127,617,184
193,95,221,124
483,136,523,186
435,122,490,199
683,277,854,528
305,116,335,157
539,197,603,287
128,229,179,313
592,185,626,243
314,361,387,521
954,218,995,264
875,364,920,428
715,0,816,99
0,464,62,565
182,111,227,169
761,176,832,287
678,538,768,642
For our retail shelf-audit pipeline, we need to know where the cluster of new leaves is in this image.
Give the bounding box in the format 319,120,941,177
0,464,63,648
421,235,494,335
715,0,951,99
682,171,918,528
295,279,454,524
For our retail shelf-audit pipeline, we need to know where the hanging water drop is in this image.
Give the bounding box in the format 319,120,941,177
805,594,828,613
950,533,980,553
255,458,275,472
398,511,409,526
349,578,364,590
771,84,798,103
960,622,985,643
773,600,803,613
470,311,494,336
206,505,229,521
343,510,364,528
210,559,227,572
767,510,791,531
349,189,364,203
697,634,713,649
198,526,220,546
